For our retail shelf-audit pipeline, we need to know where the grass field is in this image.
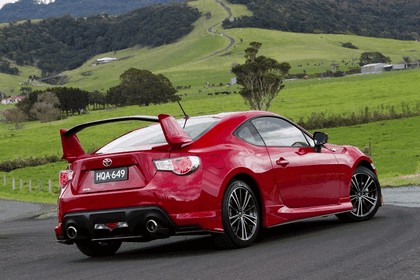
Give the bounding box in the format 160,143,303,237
1,114,418,204
1,70,418,160
0,0,419,203
326,116,420,185
1,70,419,198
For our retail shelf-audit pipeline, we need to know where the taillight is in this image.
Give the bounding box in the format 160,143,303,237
59,170,73,188
154,156,200,175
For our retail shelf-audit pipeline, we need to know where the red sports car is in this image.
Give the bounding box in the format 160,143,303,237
56,111,382,257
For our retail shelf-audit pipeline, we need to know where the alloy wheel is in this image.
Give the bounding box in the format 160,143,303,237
227,184,258,241
349,172,379,218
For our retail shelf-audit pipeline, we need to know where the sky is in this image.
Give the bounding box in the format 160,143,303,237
0,0,56,8
0,0,19,8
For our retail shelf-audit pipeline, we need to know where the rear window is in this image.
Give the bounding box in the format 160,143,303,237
96,117,219,154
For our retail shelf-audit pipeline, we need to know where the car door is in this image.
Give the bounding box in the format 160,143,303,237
251,117,342,208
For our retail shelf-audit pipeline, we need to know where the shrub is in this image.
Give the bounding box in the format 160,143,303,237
341,42,358,49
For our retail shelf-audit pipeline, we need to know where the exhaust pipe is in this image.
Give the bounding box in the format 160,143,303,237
67,226,78,239
146,219,158,234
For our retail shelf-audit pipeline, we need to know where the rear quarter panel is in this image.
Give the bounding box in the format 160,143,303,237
184,123,281,227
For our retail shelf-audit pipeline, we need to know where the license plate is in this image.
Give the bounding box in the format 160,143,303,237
94,167,128,184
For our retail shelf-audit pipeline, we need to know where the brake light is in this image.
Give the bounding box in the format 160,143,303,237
59,170,73,188
154,156,200,175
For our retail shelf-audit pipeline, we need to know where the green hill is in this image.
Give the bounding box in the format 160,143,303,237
0,0,420,94
0,3,200,75
5,2,420,92
1,0,420,96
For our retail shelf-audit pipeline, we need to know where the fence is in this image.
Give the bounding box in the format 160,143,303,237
1,175,57,194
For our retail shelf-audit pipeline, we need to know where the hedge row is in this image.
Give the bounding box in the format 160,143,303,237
0,156,61,172
297,102,420,130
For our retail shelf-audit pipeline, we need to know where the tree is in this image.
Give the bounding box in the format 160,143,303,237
107,68,180,107
359,52,391,66
232,42,290,111
403,56,411,64
2,108,28,129
53,87,89,115
0,59,19,75
29,91,61,122
20,86,32,95
16,90,40,120
88,90,106,110
341,42,358,49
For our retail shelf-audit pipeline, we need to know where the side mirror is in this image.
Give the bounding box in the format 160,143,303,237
313,132,328,152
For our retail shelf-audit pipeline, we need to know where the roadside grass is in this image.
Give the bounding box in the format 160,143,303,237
0,191,57,204
0,162,63,204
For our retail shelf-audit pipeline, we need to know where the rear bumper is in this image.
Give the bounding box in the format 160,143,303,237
55,206,203,244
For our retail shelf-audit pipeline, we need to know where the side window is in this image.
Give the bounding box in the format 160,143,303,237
234,121,265,146
251,117,309,147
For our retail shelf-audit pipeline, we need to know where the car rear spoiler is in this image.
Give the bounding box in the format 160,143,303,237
60,114,192,163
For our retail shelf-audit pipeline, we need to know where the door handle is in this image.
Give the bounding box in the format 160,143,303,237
276,157,289,167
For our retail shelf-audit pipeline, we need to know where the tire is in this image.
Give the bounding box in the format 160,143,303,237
75,240,122,257
213,180,260,249
337,166,381,222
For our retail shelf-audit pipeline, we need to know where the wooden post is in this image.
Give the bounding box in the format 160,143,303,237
48,180,52,193
20,179,23,190
29,180,32,192
38,180,42,192
12,178,15,190
3,175,5,187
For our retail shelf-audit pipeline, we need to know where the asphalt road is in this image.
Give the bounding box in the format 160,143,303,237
0,187,420,280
